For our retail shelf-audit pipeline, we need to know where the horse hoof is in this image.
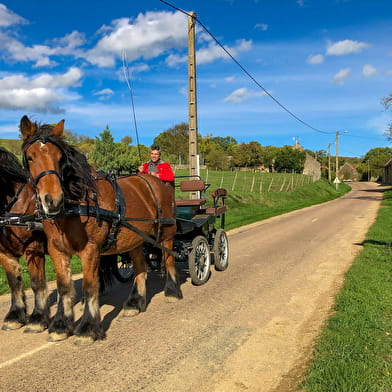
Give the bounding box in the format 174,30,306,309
2,321,24,331
48,332,69,342
24,324,46,333
123,308,140,317
74,336,95,346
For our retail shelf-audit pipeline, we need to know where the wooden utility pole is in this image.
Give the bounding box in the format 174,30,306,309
188,12,199,198
328,142,332,182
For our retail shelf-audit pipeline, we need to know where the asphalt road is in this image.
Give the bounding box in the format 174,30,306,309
0,182,384,392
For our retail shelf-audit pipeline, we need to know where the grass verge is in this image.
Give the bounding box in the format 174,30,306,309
300,188,392,391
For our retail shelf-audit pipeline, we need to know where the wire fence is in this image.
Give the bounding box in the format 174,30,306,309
174,168,314,195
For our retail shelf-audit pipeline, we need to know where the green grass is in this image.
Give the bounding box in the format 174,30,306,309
300,189,392,392
0,255,84,296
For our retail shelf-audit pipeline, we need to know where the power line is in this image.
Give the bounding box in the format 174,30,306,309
159,0,335,135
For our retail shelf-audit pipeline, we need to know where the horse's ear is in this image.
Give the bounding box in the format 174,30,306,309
52,119,65,137
19,115,36,141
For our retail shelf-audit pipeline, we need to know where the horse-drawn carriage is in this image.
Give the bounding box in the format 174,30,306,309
0,116,229,343
112,176,229,286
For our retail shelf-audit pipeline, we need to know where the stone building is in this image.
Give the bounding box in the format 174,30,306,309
337,162,358,181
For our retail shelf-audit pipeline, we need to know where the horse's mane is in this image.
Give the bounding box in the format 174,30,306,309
22,123,98,201
0,147,28,208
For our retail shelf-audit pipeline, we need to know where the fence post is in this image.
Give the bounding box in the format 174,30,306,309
250,174,255,192
280,177,286,192
219,171,224,188
259,173,263,193
232,172,238,191
268,177,274,192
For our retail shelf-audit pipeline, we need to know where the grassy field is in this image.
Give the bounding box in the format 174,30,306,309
300,188,392,391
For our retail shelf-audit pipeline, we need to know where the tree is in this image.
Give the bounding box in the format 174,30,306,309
274,145,306,173
89,126,139,173
362,147,392,179
153,123,189,164
232,142,263,167
121,135,133,145
382,93,392,141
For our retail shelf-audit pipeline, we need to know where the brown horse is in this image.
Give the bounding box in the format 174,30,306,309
0,147,49,332
20,115,182,343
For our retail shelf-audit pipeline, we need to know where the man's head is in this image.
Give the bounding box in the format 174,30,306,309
149,145,161,163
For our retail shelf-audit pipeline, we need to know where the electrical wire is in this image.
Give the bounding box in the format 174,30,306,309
159,0,335,135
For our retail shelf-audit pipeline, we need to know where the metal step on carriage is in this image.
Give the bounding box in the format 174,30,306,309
111,176,229,286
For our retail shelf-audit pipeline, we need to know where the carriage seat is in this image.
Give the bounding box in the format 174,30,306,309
175,180,207,207
203,188,227,216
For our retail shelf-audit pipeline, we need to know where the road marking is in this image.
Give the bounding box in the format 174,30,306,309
0,342,53,369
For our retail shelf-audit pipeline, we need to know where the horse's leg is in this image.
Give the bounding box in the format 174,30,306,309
0,255,27,330
24,243,49,333
47,247,75,342
162,239,183,301
123,245,147,317
74,248,105,344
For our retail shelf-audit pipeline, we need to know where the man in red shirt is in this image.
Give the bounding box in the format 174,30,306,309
138,145,174,186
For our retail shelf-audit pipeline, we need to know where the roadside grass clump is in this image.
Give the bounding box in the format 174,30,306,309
300,189,392,392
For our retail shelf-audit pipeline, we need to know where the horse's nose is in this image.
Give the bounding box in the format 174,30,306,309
44,193,64,213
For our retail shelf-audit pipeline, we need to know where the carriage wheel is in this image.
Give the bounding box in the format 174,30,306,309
213,229,229,271
188,236,211,285
112,253,134,283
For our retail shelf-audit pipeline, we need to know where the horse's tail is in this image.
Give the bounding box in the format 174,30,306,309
99,255,117,293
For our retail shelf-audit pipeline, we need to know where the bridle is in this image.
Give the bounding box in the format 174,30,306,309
22,135,67,187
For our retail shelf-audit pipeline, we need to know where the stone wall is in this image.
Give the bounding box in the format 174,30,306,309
302,153,321,181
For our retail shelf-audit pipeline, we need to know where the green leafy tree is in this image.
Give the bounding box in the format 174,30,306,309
362,147,392,179
274,146,306,173
232,142,263,167
121,135,133,145
209,136,237,153
89,126,139,173
153,123,189,164
382,93,392,141
260,145,279,171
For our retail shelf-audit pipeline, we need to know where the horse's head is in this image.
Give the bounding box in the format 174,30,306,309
20,115,65,216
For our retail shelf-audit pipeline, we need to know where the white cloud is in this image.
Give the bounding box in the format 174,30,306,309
225,76,235,83
94,88,114,101
165,38,252,68
255,23,268,31
0,4,27,27
94,88,114,96
0,68,83,113
84,11,187,67
196,39,252,65
333,68,351,85
307,54,324,65
326,39,370,56
224,87,266,103
165,53,186,67
0,30,86,68
362,64,377,77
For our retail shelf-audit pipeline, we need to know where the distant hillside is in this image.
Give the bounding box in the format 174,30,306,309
0,139,23,159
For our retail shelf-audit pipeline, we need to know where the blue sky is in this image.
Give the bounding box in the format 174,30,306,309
0,0,391,158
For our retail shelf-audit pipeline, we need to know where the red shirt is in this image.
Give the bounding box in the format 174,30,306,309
140,161,174,182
